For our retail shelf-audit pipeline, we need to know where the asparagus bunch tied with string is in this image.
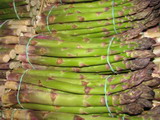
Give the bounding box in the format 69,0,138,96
3,108,160,120
36,0,160,38
0,19,35,37
2,73,154,115
0,0,42,20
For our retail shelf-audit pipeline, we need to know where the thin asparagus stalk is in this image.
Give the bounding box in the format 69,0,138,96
13,102,145,115
38,6,152,24
1,109,123,120
0,5,30,15
0,0,29,9
0,12,31,20
3,109,160,120
21,58,150,73
17,50,154,67
44,27,129,37
44,0,150,16
18,36,153,49
21,57,149,72
0,61,21,70
47,0,131,5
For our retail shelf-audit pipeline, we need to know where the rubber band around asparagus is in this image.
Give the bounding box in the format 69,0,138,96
16,69,29,109
104,75,114,117
13,0,21,20
26,35,40,69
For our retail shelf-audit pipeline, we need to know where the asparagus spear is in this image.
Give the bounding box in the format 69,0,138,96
47,0,151,16
38,5,152,24
16,40,154,56
18,36,153,49
0,5,30,15
13,102,145,115
1,109,122,120
0,0,29,9
7,68,152,87
7,68,152,94
17,50,154,67
20,58,150,73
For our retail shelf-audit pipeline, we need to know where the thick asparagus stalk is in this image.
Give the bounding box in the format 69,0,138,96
38,6,152,25
18,35,153,49
7,68,152,94
0,5,30,15
13,98,150,115
17,50,154,67
0,109,122,120
16,40,154,57
0,0,29,9
21,58,150,73
5,81,153,100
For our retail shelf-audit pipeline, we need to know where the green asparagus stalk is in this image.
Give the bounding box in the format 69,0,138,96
47,0,131,6
7,68,152,94
13,101,145,115
44,0,150,16
0,109,123,120
5,81,153,100
3,109,160,120
17,50,154,67
16,40,154,57
0,12,31,20
7,68,152,87
0,0,28,9
21,58,150,73
38,6,152,24
43,27,128,37
0,5,30,15
18,36,153,49
1,88,139,107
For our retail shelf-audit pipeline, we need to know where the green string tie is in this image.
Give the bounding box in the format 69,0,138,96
46,6,55,33
104,75,114,117
26,35,40,69
106,0,118,73
13,0,21,19
106,37,117,73
17,69,29,109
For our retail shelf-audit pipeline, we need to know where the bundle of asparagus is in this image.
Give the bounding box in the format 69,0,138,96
0,0,41,20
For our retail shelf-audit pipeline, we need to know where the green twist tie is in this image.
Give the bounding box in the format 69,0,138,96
26,35,40,69
104,75,114,117
13,0,21,19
